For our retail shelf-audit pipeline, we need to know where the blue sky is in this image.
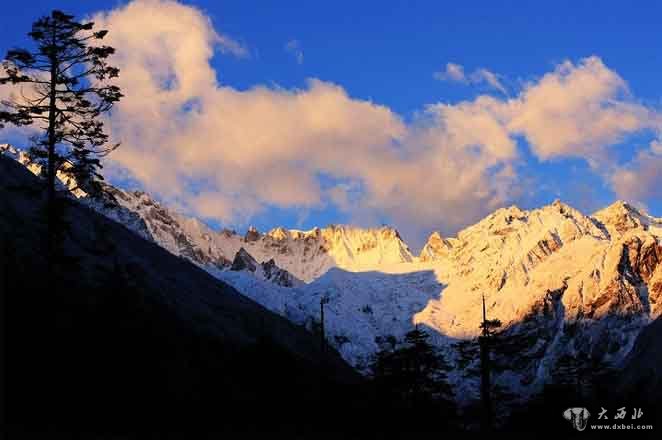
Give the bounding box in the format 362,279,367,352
1,1,661,248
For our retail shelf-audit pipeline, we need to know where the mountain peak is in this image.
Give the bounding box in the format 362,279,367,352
603,200,641,215
593,200,657,236
419,231,454,262
428,231,443,241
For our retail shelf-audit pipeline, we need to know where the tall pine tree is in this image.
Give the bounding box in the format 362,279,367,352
478,294,501,431
0,10,122,256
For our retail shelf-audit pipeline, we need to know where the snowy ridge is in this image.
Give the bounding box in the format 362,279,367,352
106,208,415,283
0,143,86,197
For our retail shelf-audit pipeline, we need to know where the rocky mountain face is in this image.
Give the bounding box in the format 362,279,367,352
3,143,662,405
413,200,661,399
230,247,303,287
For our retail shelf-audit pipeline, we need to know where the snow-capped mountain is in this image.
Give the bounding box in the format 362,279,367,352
93,191,416,285
218,200,661,396
90,187,414,285
3,143,662,403
412,200,661,399
202,223,414,282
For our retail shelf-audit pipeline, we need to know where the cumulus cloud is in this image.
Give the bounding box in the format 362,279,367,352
506,57,655,162
285,39,304,65
434,62,507,94
94,6,517,235
94,0,409,220
70,0,662,242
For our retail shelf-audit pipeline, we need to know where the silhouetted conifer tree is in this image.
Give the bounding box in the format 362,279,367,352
0,10,122,259
370,325,453,416
402,326,453,406
478,294,501,431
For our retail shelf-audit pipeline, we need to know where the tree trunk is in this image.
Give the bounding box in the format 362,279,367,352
46,27,57,267
479,336,493,432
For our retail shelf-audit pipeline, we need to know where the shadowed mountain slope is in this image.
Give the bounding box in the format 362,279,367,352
0,155,359,432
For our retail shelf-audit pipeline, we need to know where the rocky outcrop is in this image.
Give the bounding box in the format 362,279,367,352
231,247,258,272
230,247,302,287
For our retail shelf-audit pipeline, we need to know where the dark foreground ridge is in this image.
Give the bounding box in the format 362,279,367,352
0,155,362,433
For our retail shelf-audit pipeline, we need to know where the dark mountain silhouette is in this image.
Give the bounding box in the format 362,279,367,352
620,316,662,403
0,155,360,432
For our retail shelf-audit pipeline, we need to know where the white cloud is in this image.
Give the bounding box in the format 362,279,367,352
285,39,304,65
434,62,507,94
506,57,654,162
17,0,651,242
93,0,521,237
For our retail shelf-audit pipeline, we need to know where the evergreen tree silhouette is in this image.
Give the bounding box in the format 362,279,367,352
478,294,501,431
0,10,122,262
402,325,453,406
370,325,454,419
